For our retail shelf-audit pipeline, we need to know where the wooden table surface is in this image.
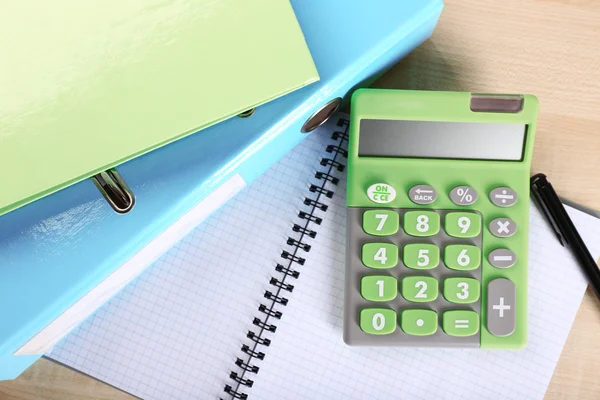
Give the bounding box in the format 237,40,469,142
2,0,600,399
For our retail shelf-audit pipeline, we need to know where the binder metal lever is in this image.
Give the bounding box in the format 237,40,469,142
91,169,135,214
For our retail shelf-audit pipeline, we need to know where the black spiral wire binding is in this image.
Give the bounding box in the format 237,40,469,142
222,118,349,400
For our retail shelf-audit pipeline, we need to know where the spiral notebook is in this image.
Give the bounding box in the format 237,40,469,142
48,115,600,400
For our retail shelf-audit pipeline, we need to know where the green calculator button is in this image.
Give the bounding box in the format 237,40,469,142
363,210,399,236
444,212,481,238
401,309,438,336
404,211,440,237
403,244,440,270
443,277,480,304
402,276,438,302
361,276,398,301
444,245,481,271
362,243,398,269
360,308,397,335
442,310,479,337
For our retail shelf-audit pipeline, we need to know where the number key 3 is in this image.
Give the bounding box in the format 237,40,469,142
443,277,480,304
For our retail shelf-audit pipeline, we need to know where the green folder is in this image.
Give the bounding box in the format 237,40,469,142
0,0,318,216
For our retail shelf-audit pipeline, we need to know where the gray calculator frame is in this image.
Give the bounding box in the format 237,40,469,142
343,207,482,347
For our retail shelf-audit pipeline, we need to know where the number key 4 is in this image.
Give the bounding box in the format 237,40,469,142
362,243,398,269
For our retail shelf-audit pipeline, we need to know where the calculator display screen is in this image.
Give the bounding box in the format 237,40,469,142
358,120,527,161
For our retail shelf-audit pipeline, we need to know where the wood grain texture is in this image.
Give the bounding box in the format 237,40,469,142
1,0,599,398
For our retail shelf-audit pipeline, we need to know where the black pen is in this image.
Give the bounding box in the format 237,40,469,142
531,173,600,298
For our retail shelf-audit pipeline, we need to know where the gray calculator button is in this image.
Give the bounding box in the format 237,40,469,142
489,218,517,238
409,185,437,205
489,187,518,207
488,249,517,268
449,186,478,206
487,278,516,336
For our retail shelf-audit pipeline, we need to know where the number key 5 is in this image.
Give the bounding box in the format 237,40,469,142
403,244,440,270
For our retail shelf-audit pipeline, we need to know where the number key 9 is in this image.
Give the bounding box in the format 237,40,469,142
445,212,481,238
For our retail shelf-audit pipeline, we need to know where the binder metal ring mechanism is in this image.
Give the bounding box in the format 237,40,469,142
90,169,136,214
92,98,342,215
222,117,349,400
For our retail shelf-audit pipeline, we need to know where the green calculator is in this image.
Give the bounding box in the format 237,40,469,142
343,89,538,348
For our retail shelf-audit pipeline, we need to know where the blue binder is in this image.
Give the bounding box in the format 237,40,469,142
0,0,444,380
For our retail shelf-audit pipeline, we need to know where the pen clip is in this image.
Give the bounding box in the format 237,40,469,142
530,173,566,246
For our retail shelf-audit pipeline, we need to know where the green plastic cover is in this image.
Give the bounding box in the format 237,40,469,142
0,0,318,216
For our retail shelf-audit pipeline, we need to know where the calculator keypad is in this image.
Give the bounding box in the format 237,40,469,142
347,207,483,347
